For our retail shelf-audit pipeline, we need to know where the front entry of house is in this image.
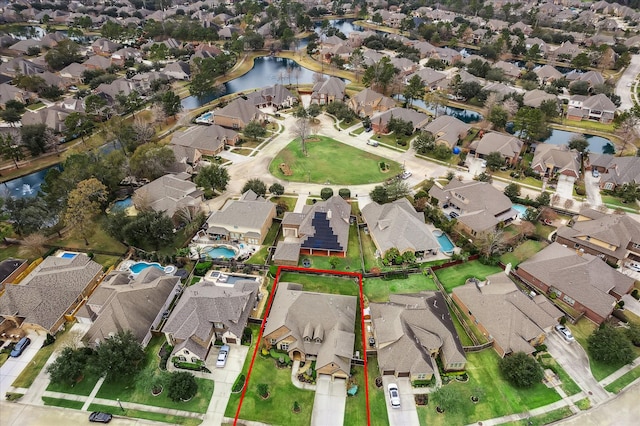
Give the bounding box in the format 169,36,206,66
292,350,302,361
226,337,237,344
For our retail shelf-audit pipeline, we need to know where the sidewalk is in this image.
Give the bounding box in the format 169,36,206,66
598,356,640,387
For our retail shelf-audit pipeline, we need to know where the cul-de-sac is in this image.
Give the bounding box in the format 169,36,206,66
1,1,640,425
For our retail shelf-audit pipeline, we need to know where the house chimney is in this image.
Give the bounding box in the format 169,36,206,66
327,209,332,219
504,263,512,276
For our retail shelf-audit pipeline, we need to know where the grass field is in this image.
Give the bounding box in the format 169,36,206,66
42,397,84,409
298,224,362,272
417,350,561,425
270,196,298,217
46,369,101,396
601,195,639,213
499,406,573,426
277,272,360,296
575,397,591,410
604,365,640,393
344,365,368,426
88,403,202,426
366,357,390,426
363,274,438,303
500,240,548,267
434,261,503,293
269,136,402,185
55,216,127,254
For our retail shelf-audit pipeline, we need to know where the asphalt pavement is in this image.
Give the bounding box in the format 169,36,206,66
616,54,640,112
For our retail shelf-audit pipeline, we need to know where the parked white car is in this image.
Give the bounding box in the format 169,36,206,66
555,324,575,342
216,345,230,367
388,383,401,408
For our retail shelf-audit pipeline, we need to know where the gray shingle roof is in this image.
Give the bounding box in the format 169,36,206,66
170,124,237,155
216,98,262,124
423,115,471,148
531,143,580,177
470,132,523,159
297,196,351,253
0,254,102,332
206,190,275,238
273,241,301,264
133,174,199,219
589,154,640,187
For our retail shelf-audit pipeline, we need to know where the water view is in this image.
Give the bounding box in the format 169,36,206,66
1,165,61,199
314,19,363,37
541,129,614,154
411,99,483,123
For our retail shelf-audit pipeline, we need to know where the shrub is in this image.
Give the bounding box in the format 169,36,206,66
232,374,246,393
167,371,198,402
338,188,351,199
257,383,269,398
632,289,639,300
499,352,544,388
320,187,334,200
194,261,212,276
587,324,635,365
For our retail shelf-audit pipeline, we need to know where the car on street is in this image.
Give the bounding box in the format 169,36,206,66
10,337,31,357
400,171,412,180
367,139,379,146
449,211,459,219
89,412,113,423
555,324,575,342
592,169,600,178
216,344,230,368
388,383,401,408
628,82,633,87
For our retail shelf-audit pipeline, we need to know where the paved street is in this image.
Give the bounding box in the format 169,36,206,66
382,376,420,426
544,332,610,405
311,376,346,426
616,54,640,112
0,332,46,397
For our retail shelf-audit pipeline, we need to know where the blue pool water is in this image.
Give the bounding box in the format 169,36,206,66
205,246,237,259
60,252,77,259
433,231,455,253
112,197,133,211
512,204,528,218
130,262,164,274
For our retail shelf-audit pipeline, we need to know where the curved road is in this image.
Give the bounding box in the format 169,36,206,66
616,54,640,112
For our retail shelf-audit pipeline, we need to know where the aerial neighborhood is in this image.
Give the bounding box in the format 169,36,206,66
2,0,640,425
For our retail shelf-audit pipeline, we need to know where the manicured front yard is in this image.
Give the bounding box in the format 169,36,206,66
601,195,639,213
434,261,503,293
500,240,548,267
88,403,202,426
46,369,101,396
417,350,561,425
42,396,84,409
538,353,581,396
499,406,573,426
269,136,402,185
604,365,640,393
363,274,437,303
344,365,369,425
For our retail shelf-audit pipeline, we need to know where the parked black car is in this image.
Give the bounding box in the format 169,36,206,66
89,412,113,423
9,337,30,357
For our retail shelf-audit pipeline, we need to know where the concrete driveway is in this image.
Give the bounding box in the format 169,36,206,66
0,331,47,396
382,376,420,426
555,174,575,201
311,376,346,426
203,344,249,425
544,331,610,405
584,172,602,207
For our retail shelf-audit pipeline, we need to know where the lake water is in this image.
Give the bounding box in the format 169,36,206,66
1,165,61,199
541,129,614,154
314,19,363,37
410,99,483,123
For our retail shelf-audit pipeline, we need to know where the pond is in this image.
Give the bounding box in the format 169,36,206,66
1,165,61,199
410,99,483,123
181,56,349,110
540,129,614,154
314,19,363,37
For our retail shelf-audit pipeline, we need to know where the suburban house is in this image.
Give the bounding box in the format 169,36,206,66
370,292,466,380
566,93,616,123
280,195,351,259
516,242,634,324
133,173,203,223
59,62,88,84
0,254,103,335
0,258,28,292
246,84,297,109
371,107,429,134
310,77,346,105
523,89,558,108
423,115,471,149
588,154,640,190
169,124,238,165
213,98,265,130
429,180,518,237
493,61,522,79
0,83,32,109
163,61,191,80
452,271,562,358
555,208,640,270
406,68,447,90
80,267,181,348
361,198,440,258
530,143,580,179
263,282,357,380
206,190,277,245
163,279,260,361
469,132,524,166
347,88,396,117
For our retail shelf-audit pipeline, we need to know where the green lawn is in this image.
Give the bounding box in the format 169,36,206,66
298,224,362,272
88,403,202,426
0,351,9,368
491,172,544,188
270,196,298,217
575,397,591,411
363,274,437,303
366,357,390,426
449,306,474,346
269,136,402,185
499,406,573,426
91,254,122,270
344,365,369,425
534,222,556,240
417,350,561,425
434,261,502,293
604,365,640,393
46,369,101,396
277,272,359,296
538,354,582,396
42,397,85,409
373,133,412,151
230,352,315,424
500,240,548,267
0,243,22,262
96,337,214,413
601,195,639,213
55,216,127,255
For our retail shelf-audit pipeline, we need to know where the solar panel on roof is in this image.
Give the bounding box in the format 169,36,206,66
301,212,344,251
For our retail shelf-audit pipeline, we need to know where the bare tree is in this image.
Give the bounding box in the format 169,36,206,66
293,117,311,155
503,99,519,117
19,233,48,258
484,92,500,114
313,72,326,84
551,193,561,206
133,117,155,145
477,229,507,259
564,199,574,210
150,104,166,125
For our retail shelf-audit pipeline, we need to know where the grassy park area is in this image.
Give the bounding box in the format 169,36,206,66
269,137,402,185
433,261,503,293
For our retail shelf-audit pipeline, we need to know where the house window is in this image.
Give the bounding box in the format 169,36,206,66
281,342,289,351
214,322,224,329
562,295,576,306
633,243,640,250
574,243,580,249
416,373,427,380
191,357,199,363
586,236,590,241
269,338,276,345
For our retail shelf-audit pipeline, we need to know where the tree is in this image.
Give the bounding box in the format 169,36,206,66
307,104,321,120
539,99,559,119
625,323,640,347
160,91,182,118
294,116,311,155
64,178,108,245
130,143,175,180
0,108,22,127
45,40,82,71
167,371,198,402
484,152,505,171
514,107,548,143
571,53,591,71
569,80,590,96
384,179,410,202
242,179,267,197
19,233,49,257
195,164,230,193
536,191,551,206
269,183,285,196
403,75,425,107
499,352,544,388
20,124,50,156
64,112,94,144
243,120,266,139
46,347,93,385
93,330,145,380
488,106,509,130
362,57,397,94
0,133,25,168
370,185,388,204
617,183,640,204
504,183,521,201
568,135,589,154
320,187,334,200
477,228,507,259
430,386,463,413
588,324,635,366
413,131,436,154
122,211,174,250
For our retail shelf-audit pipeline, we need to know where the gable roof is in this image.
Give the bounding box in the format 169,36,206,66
518,242,634,319
453,272,561,355
361,198,439,255
371,107,429,131
293,195,351,253
589,154,640,187
470,132,523,159
423,115,471,148
582,93,616,112
133,174,200,219
216,98,262,124
245,84,296,108
531,143,580,177
0,254,102,332
312,77,346,97
206,190,275,236
170,124,237,155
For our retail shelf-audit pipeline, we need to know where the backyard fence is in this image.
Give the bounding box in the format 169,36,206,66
463,341,494,353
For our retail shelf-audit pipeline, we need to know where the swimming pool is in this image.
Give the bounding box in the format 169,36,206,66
512,204,528,218
433,230,455,254
195,111,213,123
204,245,237,259
130,262,165,274
58,251,79,259
112,197,133,211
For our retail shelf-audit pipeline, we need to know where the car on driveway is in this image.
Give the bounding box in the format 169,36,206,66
89,412,112,423
555,324,575,342
449,211,459,219
592,169,600,178
388,383,401,408
400,171,412,180
216,345,230,368
10,337,30,357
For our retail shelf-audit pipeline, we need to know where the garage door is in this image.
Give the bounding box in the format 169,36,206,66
226,338,236,344
383,370,395,376
397,372,410,377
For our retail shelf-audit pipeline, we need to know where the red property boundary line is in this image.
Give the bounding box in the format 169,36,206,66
234,265,370,426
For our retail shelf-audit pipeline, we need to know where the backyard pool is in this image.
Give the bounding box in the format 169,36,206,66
195,111,213,123
512,204,528,218
433,230,455,254
130,262,165,274
111,196,132,211
204,245,237,259
58,251,79,259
